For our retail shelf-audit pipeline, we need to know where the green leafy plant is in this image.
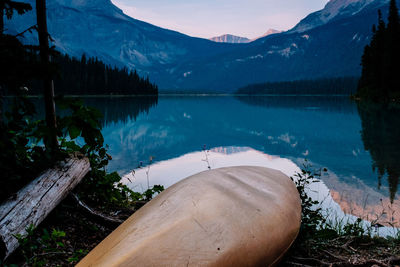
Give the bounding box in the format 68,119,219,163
290,162,327,238
143,185,165,201
14,225,67,266
56,97,163,207
343,218,365,237
0,95,53,202
68,249,88,263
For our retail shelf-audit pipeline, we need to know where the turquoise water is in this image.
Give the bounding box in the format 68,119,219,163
86,96,399,225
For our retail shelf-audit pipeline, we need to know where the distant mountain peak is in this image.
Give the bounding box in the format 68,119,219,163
291,0,384,33
252,29,282,40
6,0,391,92
210,29,282,44
209,34,250,44
262,28,282,36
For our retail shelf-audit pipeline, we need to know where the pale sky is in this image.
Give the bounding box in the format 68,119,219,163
111,0,330,39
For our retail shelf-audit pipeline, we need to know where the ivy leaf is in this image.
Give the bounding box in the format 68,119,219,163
68,125,81,139
63,141,81,152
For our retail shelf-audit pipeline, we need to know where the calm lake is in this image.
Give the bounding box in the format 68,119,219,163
83,95,399,229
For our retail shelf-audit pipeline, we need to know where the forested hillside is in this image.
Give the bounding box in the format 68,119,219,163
51,54,158,95
4,53,158,95
236,77,358,95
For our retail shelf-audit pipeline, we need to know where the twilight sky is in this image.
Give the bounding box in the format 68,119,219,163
111,0,330,39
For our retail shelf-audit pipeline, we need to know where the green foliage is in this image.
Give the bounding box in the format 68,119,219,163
57,97,104,152
291,162,399,244
55,97,163,207
386,230,400,246
11,225,89,265
143,185,165,201
68,249,88,263
290,162,327,238
14,225,67,266
291,163,369,240
1,94,162,206
343,218,365,237
0,95,59,202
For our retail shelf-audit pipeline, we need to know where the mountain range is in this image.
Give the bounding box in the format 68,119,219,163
5,0,395,92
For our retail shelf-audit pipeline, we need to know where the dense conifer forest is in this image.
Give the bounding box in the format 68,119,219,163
357,0,400,101
49,54,158,95
235,77,358,95
2,52,158,96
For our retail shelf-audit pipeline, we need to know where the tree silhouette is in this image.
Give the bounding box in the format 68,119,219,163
357,102,400,202
236,77,358,95
385,0,400,96
0,0,34,125
357,0,400,101
0,0,32,34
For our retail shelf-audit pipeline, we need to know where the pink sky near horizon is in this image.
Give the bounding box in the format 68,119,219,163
111,0,330,39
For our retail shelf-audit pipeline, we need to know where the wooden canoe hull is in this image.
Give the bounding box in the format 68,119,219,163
77,166,301,267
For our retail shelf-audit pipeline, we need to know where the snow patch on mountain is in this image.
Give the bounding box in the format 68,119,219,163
209,34,250,43
291,0,382,33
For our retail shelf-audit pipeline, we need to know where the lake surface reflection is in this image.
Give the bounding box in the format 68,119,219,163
89,96,399,227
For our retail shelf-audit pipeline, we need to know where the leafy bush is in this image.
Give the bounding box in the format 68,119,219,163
55,97,164,206
14,225,68,266
1,95,163,206
290,162,327,238
291,162,390,240
343,218,365,237
0,95,60,202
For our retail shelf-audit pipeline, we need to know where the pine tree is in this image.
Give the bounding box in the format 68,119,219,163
0,0,32,34
388,0,400,30
386,0,400,97
357,0,400,101
0,0,33,125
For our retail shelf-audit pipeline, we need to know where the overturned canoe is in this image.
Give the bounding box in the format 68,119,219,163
77,166,301,267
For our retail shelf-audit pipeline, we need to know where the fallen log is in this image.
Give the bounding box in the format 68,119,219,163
0,156,90,259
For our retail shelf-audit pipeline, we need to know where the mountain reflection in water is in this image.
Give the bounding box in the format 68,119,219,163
25,95,399,227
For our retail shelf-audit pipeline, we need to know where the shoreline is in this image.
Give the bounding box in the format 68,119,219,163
4,94,353,98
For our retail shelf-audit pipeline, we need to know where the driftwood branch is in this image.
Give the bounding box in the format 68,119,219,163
70,193,124,226
0,156,90,259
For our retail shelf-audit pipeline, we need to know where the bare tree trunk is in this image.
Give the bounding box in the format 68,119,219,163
35,0,58,150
